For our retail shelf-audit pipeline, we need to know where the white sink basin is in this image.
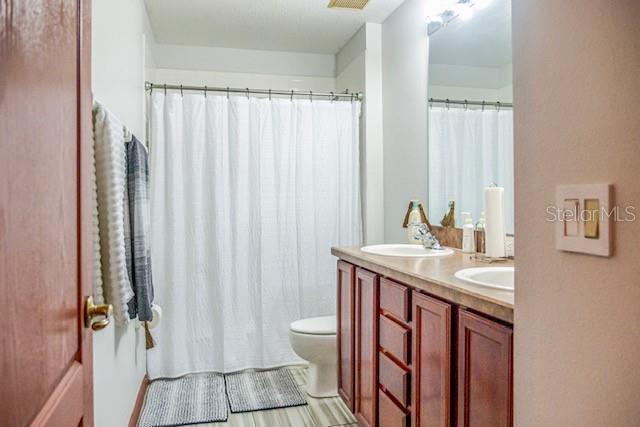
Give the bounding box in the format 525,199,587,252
361,244,454,258
454,267,514,291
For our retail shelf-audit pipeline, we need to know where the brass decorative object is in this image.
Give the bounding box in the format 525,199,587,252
441,201,456,227
402,200,432,230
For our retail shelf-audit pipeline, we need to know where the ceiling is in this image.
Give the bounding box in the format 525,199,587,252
428,0,512,67
145,0,405,54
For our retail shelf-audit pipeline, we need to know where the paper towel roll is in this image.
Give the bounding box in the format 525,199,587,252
148,304,162,329
485,186,506,258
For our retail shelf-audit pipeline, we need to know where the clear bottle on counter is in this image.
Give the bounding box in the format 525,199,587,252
407,200,422,244
475,212,486,254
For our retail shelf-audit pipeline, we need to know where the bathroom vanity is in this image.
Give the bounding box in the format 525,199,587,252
333,246,514,427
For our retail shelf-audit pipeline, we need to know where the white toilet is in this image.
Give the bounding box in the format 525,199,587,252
289,315,337,398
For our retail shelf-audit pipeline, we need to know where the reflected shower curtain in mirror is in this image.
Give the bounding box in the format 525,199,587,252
428,107,514,233
147,92,362,379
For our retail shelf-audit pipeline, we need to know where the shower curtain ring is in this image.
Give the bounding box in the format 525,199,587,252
226,87,230,99
290,90,294,102
482,100,486,112
269,89,272,101
464,99,468,111
180,85,183,97
496,101,501,112
309,91,313,103
330,92,334,103
204,86,207,98
445,99,450,110
246,88,250,99
163,84,167,95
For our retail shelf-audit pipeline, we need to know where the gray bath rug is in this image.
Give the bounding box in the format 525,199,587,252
224,368,308,413
138,373,227,427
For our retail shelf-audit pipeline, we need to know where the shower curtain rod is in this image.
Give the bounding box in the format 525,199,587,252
145,82,363,101
428,97,513,108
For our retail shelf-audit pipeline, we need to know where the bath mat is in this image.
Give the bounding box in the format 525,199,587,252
137,373,227,427
224,368,307,413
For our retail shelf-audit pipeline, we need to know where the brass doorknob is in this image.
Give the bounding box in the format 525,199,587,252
85,296,113,331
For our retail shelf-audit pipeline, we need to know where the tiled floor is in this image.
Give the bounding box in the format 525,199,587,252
202,367,357,427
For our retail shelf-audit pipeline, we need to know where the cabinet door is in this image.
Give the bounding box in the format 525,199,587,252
412,292,452,427
337,260,356,411
355,268,380,427
457,310,513,427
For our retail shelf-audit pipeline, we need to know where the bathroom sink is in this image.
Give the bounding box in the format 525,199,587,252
360,244,453,258
454,267,514,291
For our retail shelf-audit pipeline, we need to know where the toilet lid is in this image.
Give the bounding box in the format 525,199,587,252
290,315,336,335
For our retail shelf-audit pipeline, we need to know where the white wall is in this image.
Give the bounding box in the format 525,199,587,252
428,63,513,103
382,0,430,243
336,23,385,244
91,1,152,426
152,43,335,78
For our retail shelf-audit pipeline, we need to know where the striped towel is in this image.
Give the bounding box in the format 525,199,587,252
124,135,154,321
93,101,134,326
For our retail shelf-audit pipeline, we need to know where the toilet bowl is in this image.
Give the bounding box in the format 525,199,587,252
289,315,337,398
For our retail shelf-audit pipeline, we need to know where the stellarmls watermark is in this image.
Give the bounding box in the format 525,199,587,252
545,205,636,222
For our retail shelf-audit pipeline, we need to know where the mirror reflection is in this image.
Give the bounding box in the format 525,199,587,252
427,0,514,234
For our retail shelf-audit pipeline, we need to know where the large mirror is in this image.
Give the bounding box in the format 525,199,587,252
427,0,514,233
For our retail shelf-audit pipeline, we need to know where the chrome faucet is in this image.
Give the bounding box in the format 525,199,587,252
412,223,443,250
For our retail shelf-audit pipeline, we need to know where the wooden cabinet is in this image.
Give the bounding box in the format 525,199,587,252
337,261,356,411
355,268,380,427
457,309,513,427
411,292,453,427
335,260,513,427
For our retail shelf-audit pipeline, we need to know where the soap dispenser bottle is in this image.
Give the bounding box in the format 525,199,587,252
407,200,422,244
462,212,476,253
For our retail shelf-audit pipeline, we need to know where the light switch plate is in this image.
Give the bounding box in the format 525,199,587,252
555,184,613,257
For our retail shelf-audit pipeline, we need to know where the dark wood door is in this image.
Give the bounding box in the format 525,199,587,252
337,260,356,411
0,0,94,425
355,268,379,427
457,310,513,427
411,292,452,427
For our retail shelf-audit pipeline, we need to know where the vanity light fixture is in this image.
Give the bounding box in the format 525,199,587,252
426,0,492,34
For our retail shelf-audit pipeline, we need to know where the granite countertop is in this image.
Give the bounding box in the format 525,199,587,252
331,246,514,324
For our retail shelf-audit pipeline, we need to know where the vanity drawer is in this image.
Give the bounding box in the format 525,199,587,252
380,278,410,323
378,389,409,427
379,351,410,407
379,315,411,365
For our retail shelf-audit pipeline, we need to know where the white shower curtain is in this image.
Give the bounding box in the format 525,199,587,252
147,92,362,379
428,107,514,233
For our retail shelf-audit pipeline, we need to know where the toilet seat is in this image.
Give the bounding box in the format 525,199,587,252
289,315,336,335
